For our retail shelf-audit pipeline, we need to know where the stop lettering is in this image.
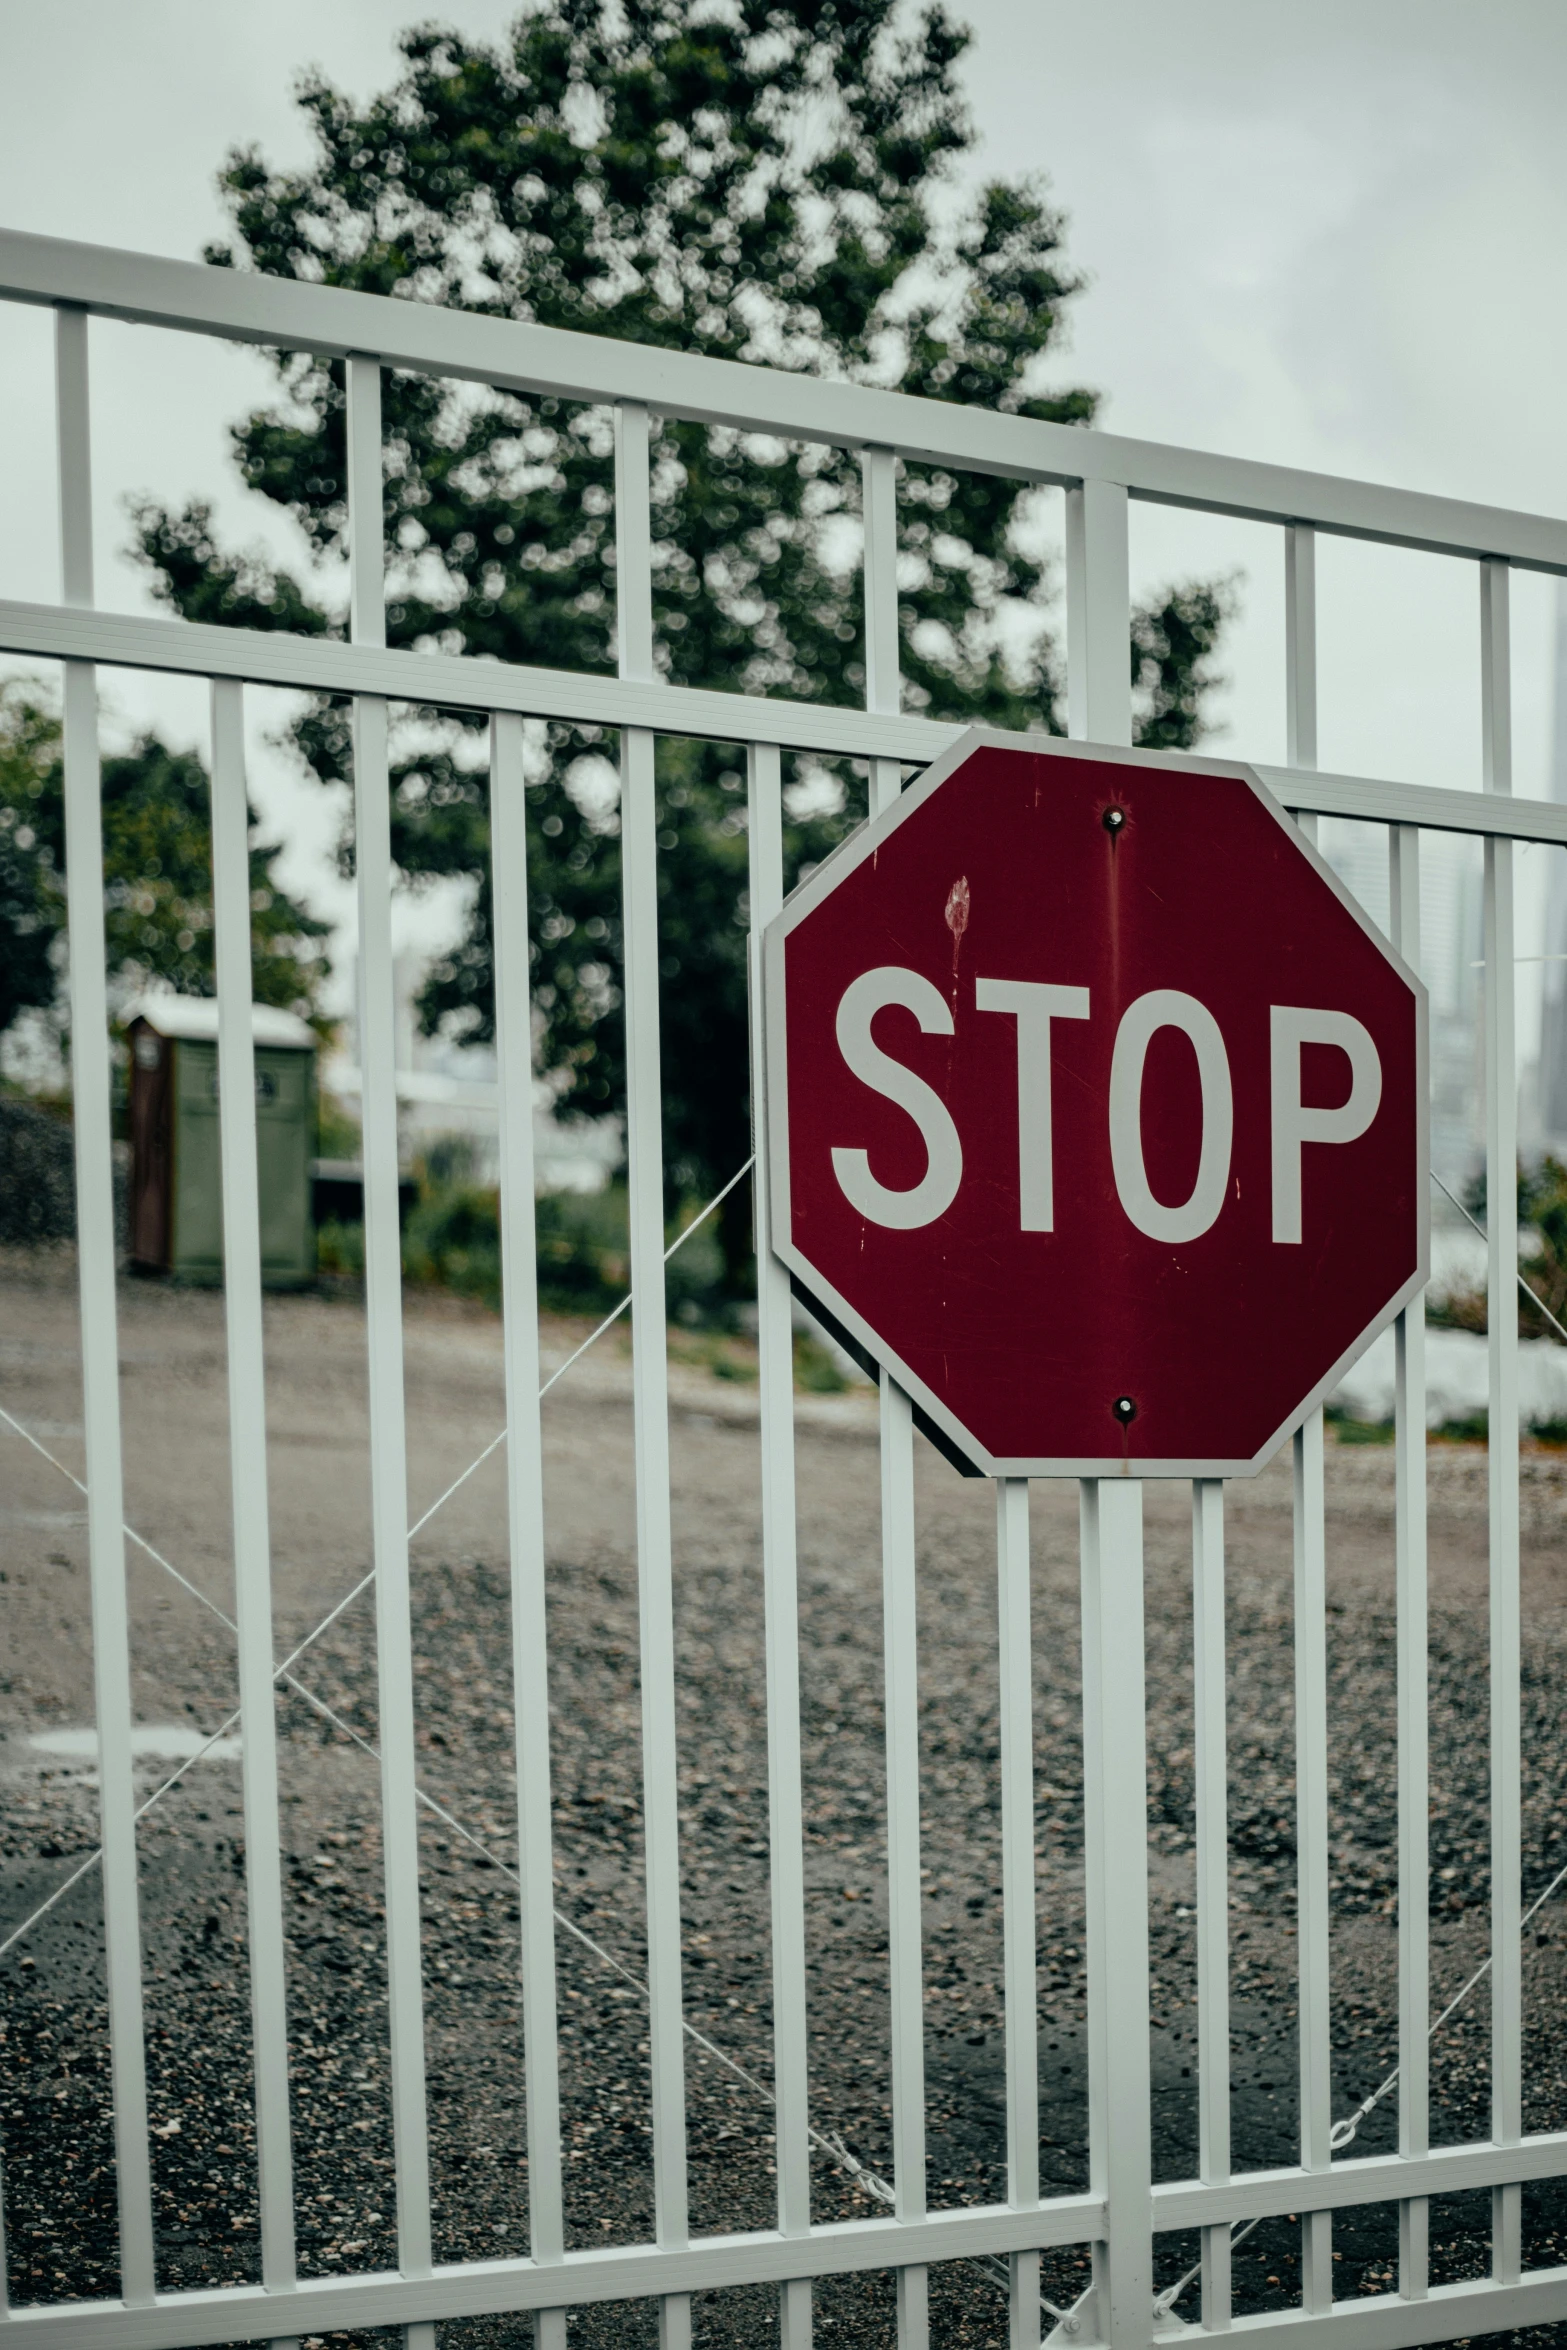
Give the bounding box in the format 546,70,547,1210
763,730,1427,1478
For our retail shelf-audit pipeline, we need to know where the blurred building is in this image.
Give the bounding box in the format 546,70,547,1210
324,952,619,1193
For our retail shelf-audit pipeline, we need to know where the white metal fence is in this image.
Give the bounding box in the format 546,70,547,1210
1,226,1566,2350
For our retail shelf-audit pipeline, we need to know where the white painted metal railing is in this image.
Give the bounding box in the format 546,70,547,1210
2,225,1567,2350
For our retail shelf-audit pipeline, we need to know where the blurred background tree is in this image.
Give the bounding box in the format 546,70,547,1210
134,0,1230,1291
0,680,328,1047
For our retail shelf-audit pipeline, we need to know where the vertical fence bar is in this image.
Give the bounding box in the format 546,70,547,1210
616,398,692,2350
1066,468,1146,2342
1285,526,1318,776
1065,480,1131,749
1481,557,1522,2283
1285,516,1332,2309
862,442,902,819
747,740,814,2350
1192,1480,1231,2331
55,303,156,2310
1389,825,1430,2298
346,354,435,2344
997,1479,1040,2350
882,1372,928,2347
209,679,298,2335
863,442,928,2344
489,710,567,2349
864,437,925,2331
1080,1481,1153,2348
1293,1415,1333,2311
1285,525,1320,854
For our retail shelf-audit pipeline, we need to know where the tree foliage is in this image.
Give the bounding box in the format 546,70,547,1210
0,682,328,1040
135,0,1229,1280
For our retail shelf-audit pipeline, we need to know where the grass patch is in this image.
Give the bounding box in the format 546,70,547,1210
1432,1411,1489,1445
1325,1406,1395,1445
1326,1406,1567,1450
793,1332,849,1393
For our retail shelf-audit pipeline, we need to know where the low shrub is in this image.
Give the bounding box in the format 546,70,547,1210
404,1181,503,1307
534,1184,628,1314
0,1093,77,1246
319,1174,731,1323
793,1332,849,1393
315,1216,365,1282
1431,1156,1567,1341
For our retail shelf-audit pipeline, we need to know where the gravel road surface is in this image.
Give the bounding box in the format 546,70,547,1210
5,1250,1567,2346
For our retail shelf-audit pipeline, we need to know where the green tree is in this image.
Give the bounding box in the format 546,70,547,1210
135,0,1229,1289
0,681,329,1040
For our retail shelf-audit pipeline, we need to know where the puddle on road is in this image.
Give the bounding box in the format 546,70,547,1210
27,1725,243,1764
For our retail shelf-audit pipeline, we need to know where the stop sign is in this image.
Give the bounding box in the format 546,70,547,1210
763,730,1427,1478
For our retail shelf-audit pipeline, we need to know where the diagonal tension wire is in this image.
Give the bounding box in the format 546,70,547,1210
0,1156,1068,2318
18,1150,1554,2325
214,1151,765,1674
1153,1168,1567,2324
0,1156,755,1959
265,1609,1057,2309
1,1418,902,2194
1153,1843,1567,2327
0,1709,244,1964
1314,1164,1567,2158
412,1148,757,1540
0,1152,973,2280
1431,1167,1567,1348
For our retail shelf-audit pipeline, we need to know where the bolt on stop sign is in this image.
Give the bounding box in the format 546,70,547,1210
763,730,1428,1478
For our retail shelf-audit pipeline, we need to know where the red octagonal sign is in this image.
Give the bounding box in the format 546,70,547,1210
764,730,1428,1477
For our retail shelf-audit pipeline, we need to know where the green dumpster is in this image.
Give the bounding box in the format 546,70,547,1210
127,998,316,1287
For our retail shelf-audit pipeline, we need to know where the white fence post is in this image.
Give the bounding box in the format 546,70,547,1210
1284,517,1335,2312
1192,1479,1232,2331
882,1372,929,2347
1080,1482,1153,2348
1065,480,1130,749
1065,469,1151,2347
862,439,931,2347
1294,1411,1334,2310
1390,823,1431,2299
1285,524,1318,775
615,398,694,2350
748,738,815,2350
489,708,568,2349
209,678,299,2340
998,1479,1041,2350
1481,556,1523,2286
55,300,157,2314
346,353,436,2350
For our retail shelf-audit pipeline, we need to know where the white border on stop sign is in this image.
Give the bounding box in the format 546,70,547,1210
760,723,1431,1480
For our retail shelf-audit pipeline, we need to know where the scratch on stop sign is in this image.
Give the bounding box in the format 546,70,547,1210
944,874,971,977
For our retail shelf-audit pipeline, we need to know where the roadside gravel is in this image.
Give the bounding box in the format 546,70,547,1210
4,1255,1567,2345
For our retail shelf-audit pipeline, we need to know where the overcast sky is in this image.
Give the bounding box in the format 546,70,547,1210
1,0,1564,1033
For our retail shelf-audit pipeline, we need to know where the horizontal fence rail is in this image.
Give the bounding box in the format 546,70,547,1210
5,229,1567,569
1,223,1565,2350
3,596,1567,850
